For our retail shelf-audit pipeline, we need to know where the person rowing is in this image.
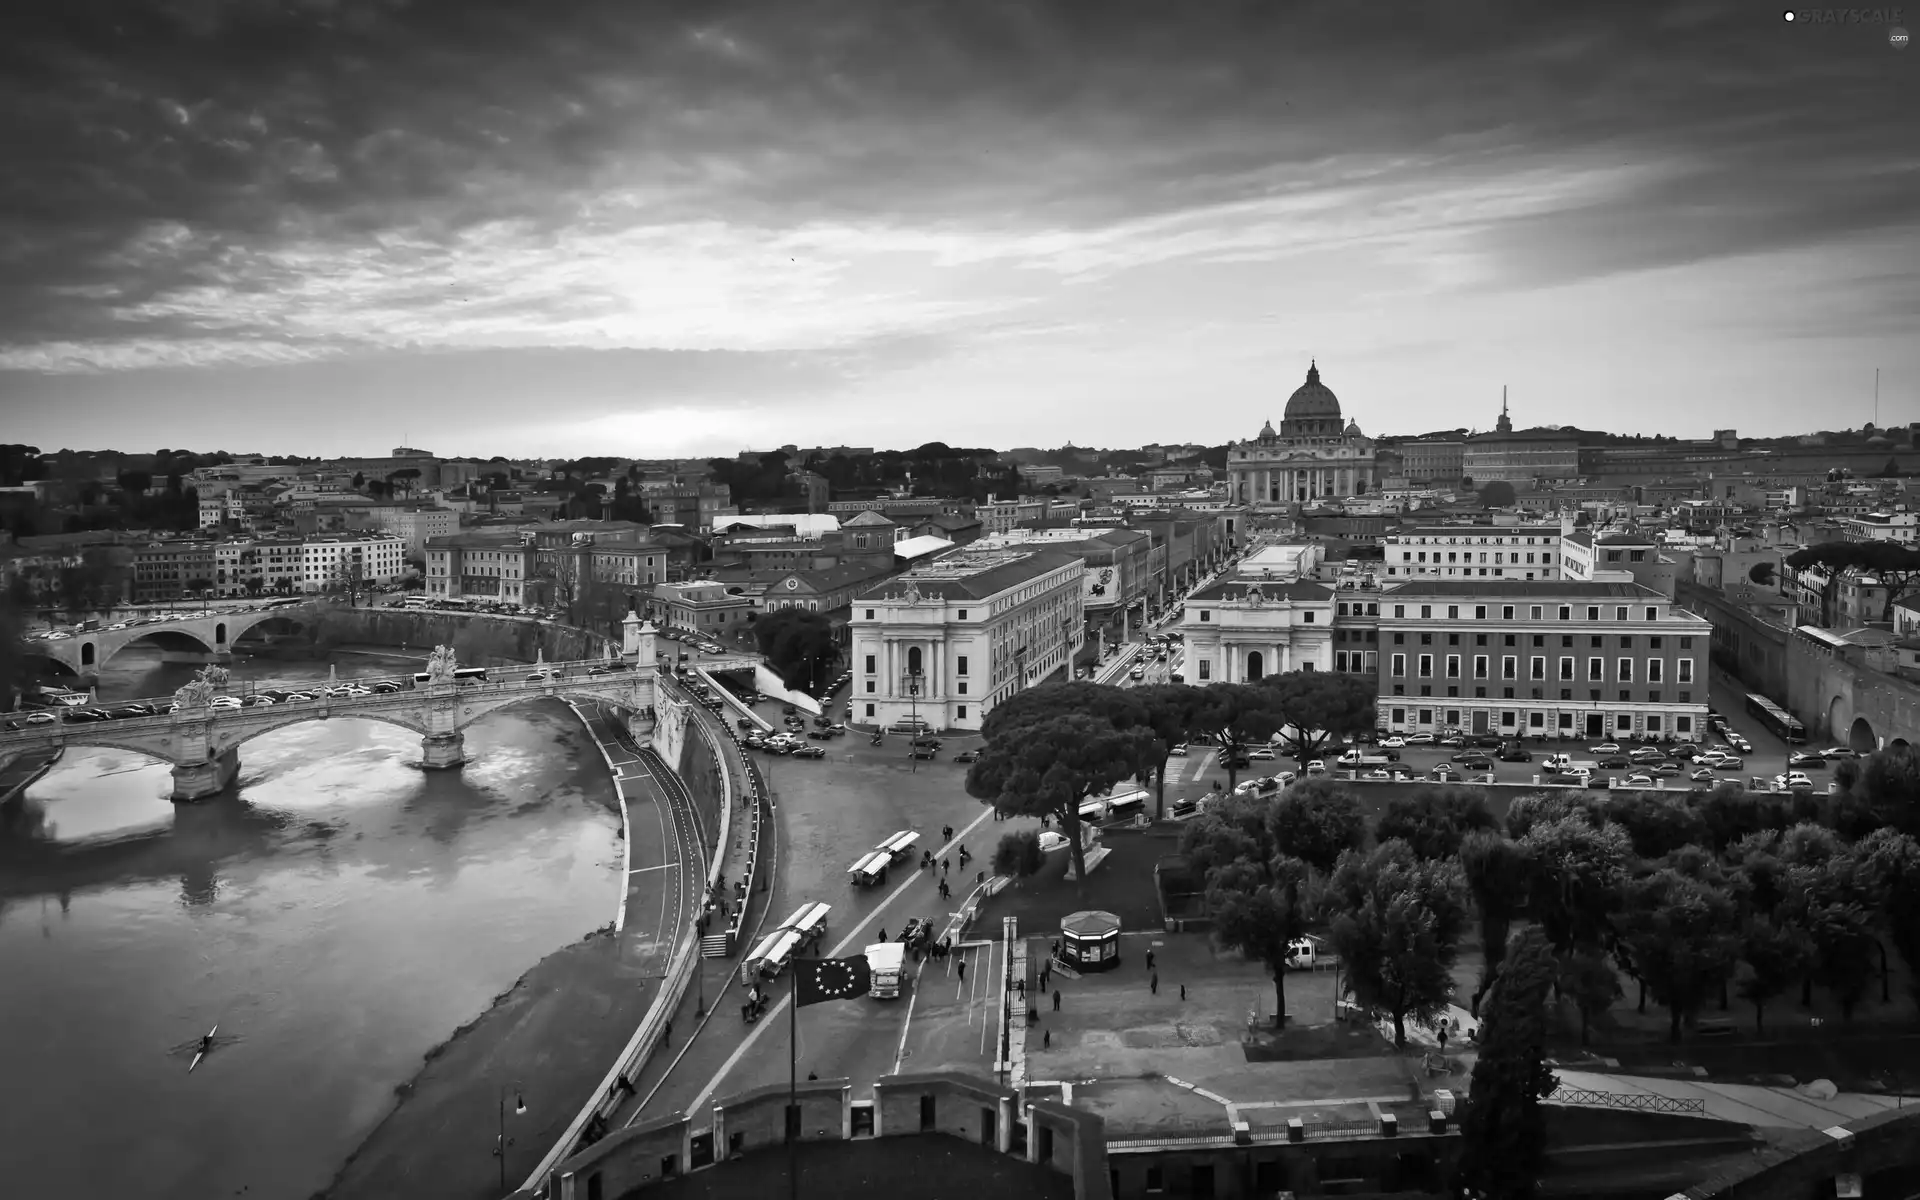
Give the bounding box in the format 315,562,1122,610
199,1031,215,1055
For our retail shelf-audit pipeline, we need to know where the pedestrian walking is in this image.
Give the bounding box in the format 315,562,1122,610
1437,1023,1450,1053
957,958,968,983
879,927,887,944
942,857,950,875
1043,1029,1051,1049
1145,948,1155,971
1150,972,1159,995
1179,984,1187,1001
1016,978,1026,996
1052,989,1062,1012
943,824,953,843
939,880,950,900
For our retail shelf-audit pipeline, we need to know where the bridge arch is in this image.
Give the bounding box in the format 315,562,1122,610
1849,716,1878,754
80,642,96,667
1826,695,1850,744
219,708,432,755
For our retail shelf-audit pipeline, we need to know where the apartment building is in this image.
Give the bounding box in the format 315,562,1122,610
424,531,537,602
129,539,217,604
849,549,1084,732
359,503,459,557
213,538,305,597
1839,512,1917,544
1381,525,1562,581
1376,581,1711,742
301,532,405,592
652,579,754,635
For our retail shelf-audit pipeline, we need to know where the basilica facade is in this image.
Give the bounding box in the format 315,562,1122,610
1226,362,1381,506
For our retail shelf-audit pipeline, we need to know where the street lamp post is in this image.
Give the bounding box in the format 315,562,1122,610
495,1083,528,1192
907,670,923,774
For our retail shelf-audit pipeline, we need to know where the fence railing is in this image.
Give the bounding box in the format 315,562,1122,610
1548,1086,1707,1115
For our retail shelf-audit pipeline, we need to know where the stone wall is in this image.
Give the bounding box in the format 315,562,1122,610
1675,581,1791,700
290,608,616,667
1785,627,1920,749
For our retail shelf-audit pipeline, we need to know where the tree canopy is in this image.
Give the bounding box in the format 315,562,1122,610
1255,671,1378,765
1455,928,1559,1200
752,607,840,692
1785,540,1920,625
1180,791,1313,1027
1319,840,1469,1047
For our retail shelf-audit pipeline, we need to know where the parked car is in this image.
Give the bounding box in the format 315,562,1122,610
1247,747,1276,761
1597,755,1632,770
1775,771,1816,791
791,745,827,759
1379,736,1407,749
1404,732,1435,745
1168,743,1188,757
1787,752,1827,768
952,749,980,763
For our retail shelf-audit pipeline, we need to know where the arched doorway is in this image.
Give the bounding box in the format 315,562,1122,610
1246,651,1264,682
80,642,96,667
906,646,923,676
1849,716,1878,754
215,622,228,646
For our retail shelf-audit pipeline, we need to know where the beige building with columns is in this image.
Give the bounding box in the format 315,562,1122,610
847,548,1085,732
1178,577,1336,683
1226,362,1382,507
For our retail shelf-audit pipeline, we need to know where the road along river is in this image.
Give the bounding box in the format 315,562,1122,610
0,645,623,1200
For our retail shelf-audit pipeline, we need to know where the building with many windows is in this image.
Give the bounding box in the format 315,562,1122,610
848,549,1084,732
129,538,217,604
1226,363,1381,506
1459,400,1582,485
213,538,305,597
1381,525,1563,581
301,533,405,593
359,503,459,558
1375,581,1711,742
423,532,537,602
653,579,755,636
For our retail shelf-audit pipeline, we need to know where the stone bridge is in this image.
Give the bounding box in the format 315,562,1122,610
25,602,329,677
0,657,661,801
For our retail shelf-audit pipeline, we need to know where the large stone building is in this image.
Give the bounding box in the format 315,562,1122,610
848,549,1084,732
1381,524,1564,582
1376,580,1712,741
1226,363,1381,506
1459,399,1582,484
1179,577,1336,682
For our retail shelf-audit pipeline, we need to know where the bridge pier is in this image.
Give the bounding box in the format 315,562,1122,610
420,731,467,770
171,748,241,802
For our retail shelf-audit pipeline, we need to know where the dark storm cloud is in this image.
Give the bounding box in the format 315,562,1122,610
0,0,1911,363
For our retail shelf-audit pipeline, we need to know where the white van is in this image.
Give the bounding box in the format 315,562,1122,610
866,942,907,999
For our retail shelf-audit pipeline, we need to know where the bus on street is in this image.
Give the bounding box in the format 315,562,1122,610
1745,692,1807,744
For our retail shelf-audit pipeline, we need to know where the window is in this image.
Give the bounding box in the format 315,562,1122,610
1422,633,1433,645
1680,636,1693,648
1678,658,1694,683
1419,708,1433,724
1645,606,1658,620
1391,707,1405,723
1619,636,1633,649
1533,634,1545,647
865,655,876,673
866,681,876,693
1198,660,1211,680
1393,604,1405,617
958,682,968,695
865,609,875,620
1587,606,1600,621
1474,655,1489,678
1559,656,1574,680
1502,656,1516,679
1449,634,1461,646
1200,610,1211,622
1613,606,1627,621
1588,658,1603,681
1421,605,1432,618
1419,655,1433,678
957,655,969,675
1558,606,1572,620
1647,658,1662,683
1335,651,1348,672
1616,714,1633,731
1503,634,1515,647
1650,636,1663,649
1503,605,1515,619
866,702,875,716
1303,611,1316,623
1394,633,1405,644
1677,715,1693,734
1530,656,1545,679
1680,690,1691,703
1618,658,1633,682
1392,653,1406,676
1530,712,1545,728
1475,634,1487,646
1591,636,1604,648
1531,605,1543,619
1446,655,1461,678
957,705,967,719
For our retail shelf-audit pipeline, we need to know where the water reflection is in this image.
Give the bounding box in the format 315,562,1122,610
0,647,621,1200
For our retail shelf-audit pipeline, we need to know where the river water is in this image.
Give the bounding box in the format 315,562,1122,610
0,646,622,1200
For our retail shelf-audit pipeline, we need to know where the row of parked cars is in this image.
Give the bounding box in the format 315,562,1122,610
660,629,726,655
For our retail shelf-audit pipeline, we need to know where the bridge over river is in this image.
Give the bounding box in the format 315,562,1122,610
24,601,329,677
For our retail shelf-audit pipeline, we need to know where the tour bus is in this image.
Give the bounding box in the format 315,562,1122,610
399,595,431,610
1745,692,1808,744
411,667,490,686
1078,787,1149,823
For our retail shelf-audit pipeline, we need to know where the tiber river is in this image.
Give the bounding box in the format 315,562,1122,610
0,646,623,1200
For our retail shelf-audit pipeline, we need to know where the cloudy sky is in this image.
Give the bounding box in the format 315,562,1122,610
2,0,1914,459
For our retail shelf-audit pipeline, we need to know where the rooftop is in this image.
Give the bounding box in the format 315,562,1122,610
1390,525,1562,537
1187,579,1333,603
1384,580,1669,600
858,549,1082,602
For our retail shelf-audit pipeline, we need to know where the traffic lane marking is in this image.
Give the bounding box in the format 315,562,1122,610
894,943,1000,1073
674,805,998,1118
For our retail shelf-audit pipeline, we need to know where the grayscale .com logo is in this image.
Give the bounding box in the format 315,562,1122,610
1892,25,1912,45
1783,7,1905,22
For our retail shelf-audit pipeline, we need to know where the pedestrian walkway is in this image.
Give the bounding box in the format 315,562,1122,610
1548,1068,1902,1129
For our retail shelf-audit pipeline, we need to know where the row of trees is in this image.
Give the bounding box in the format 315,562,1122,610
751,608,839,693
962,674,1379,888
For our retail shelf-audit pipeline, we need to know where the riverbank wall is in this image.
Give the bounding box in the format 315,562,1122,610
270,607,617,668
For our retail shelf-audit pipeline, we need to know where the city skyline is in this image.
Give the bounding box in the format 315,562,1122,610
2,0,1914,457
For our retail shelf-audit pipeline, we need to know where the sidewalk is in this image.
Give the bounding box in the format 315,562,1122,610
319,708,695,1200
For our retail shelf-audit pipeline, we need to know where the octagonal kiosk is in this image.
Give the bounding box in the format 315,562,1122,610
1060,909,1122,973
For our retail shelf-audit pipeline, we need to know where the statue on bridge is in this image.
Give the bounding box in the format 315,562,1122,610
424,645,458,687
172,665,231,711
